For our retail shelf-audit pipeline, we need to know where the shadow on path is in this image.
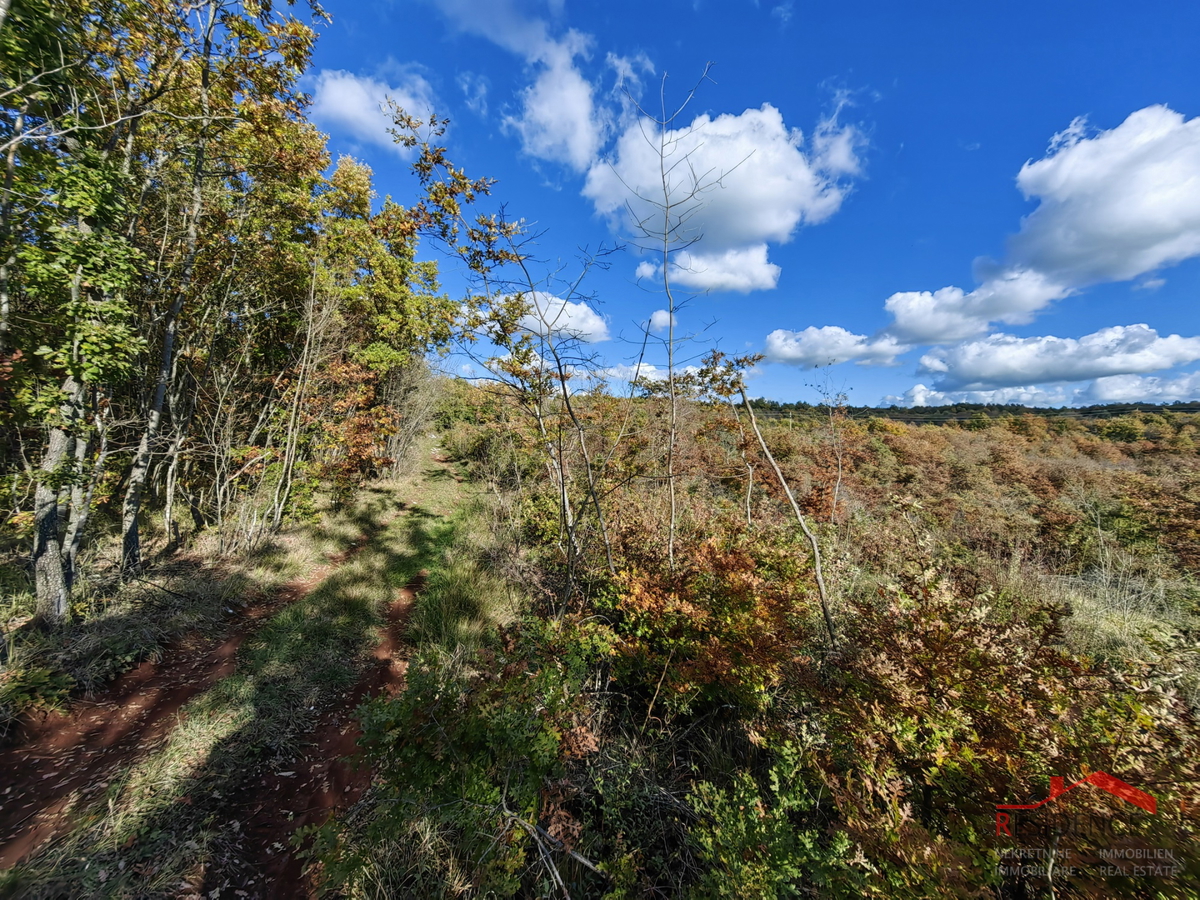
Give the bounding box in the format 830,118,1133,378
0,489,459,899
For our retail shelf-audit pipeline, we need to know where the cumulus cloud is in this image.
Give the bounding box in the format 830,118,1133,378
883,383,1076,408
603,362,701,382
637,246,783,293
585,103,864,292
502,32,608,172
881,105,1200,343
518,292,610,342
649,309,675,332
918,325,1200,390
1083,371,1200,403
428,1,610,171
1010,105,1200,286
884,370,1200,408
429,1,862,289
884,270,1069,344
430,1,861,288
765,325,905,367
309,69,437,156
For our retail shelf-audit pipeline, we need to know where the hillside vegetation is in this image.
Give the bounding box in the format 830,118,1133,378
310,384,1200,899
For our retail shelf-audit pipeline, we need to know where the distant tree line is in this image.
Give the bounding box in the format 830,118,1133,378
747,397,1200,424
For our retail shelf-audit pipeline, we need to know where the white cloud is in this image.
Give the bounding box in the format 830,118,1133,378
1083,371,1200,403
637,246,782,293
883,383,1076,407
585,103,864,292
884,270,1069,344
634,260,657,280
765,325,905,367
606,50,654,97
771,2,795,25
603,362,701,382
884,370,1200,408
919,325,1200,390
1010,105,1200,286
431,0,860,290
603,362,662,381
502,32,608,172
309,69,438,156
427,0,554,58
649,309,675,332
882,105,1200,343
518,291,610,342
429,2,609,172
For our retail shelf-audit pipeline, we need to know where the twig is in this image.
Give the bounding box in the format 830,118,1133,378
641,649,674,735
128,575,196,603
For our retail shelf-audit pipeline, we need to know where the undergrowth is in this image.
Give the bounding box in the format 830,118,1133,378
306,398,1200,900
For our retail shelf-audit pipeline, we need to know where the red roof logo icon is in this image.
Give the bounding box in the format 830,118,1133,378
997,772,1156,815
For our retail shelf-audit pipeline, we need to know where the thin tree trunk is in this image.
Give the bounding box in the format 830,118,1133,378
0,108,24,357
33,377,82,623
65,398,109,588
271,263,319,530
663,190,678,571
120,1,217,572
161,362,198,541
740,387,837,650
827,403,845,524
162,430,185,542
729,402,755,528
532,400,581,565
549,351,615,576
63,421,91,589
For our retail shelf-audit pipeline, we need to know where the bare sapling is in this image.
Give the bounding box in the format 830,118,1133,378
703,351,838,650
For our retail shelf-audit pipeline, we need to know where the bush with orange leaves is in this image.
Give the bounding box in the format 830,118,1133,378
607,523,822,711
770,554,1200,897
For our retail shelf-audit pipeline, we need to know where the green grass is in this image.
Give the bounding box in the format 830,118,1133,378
292,463,527,899
406,498,520,658
0,507,360,738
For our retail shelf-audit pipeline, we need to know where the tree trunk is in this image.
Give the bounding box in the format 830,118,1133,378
33,377,82,623
120,1,216,572
65,399,109,588
271,262,320,530
549,346,615,576
0,109,24,357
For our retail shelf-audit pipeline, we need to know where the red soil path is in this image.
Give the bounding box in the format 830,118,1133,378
0,538,369,870
199,573,423,898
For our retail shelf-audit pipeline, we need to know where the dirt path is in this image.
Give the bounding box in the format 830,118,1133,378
1,453,463,897
0,539,368,869
200,571,426,898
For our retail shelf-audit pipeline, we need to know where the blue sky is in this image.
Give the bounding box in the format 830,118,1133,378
305,0,1200,406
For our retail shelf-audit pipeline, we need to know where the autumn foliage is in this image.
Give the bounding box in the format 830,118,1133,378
334,388,1200,899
